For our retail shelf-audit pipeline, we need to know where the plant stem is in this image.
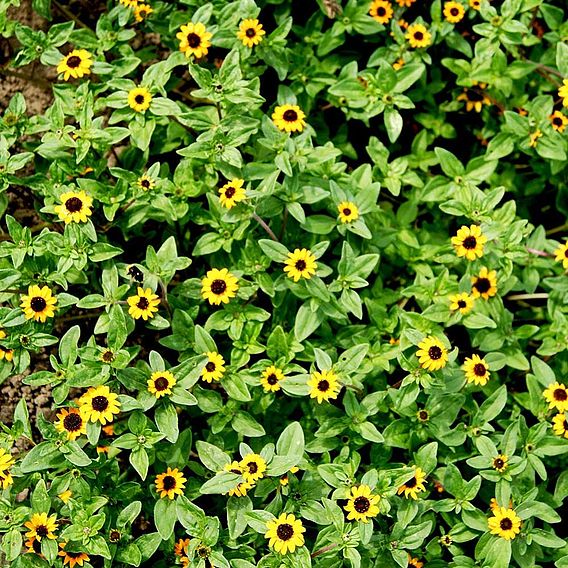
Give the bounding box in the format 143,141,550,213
546,222,568,235
311,543,338,558
506,293,549,301
252,213,279,241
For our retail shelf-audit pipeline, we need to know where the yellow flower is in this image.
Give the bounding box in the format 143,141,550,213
396,0,416,6
488,507,521,540
127,287,160,320
147,370,176,398
201,351,225,383
174,538,190,557
79,385,121,425
56,49,93,81
344,484,380,522
0,329,14,362
237,19,266,47
397,466,427,499
55,408,87,440
260,365,285,392
443,1,465,22
393,57,405,70
416,336,448,371
558,79,568,108
119,0,138,7
543,382,568,412
406,23,431,48
272,104,306,133
127,87,152,112
58,543,90,568
457,88,491,112
265,513,305,555
223,461,254,497
0,448,14,473
529,129,542,147
239,453,267,483
54,190,93,224
25,537,42,556
0,469,13,489
408,556,424,568
219,178,246,209
201,268,239,305
492,454,508,473
24,513,58,541
134,3,153,22
308,369,341,403
554,242,568,269
471,267,498,300
136,174,156,191
451,225,487,260
280,466,299,486
337,201,359,223
369,0,394,24
552,413,568,439
176,22,212,59
469,0,481,9
449,292,474,314
20,285,57,322
550,111,568,132
284,248,317,282
58,490,72,504
463,354,490,386
155,467,186,499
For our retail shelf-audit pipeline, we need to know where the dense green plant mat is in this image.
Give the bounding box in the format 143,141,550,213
1,0,568,566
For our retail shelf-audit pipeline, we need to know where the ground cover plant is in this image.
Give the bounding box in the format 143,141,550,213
0,0,568,566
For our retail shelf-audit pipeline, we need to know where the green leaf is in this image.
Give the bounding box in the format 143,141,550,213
154,498,177,540
155,400,179,443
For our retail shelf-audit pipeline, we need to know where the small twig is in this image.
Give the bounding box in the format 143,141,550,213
526,247,551,257
252,213,279,242
506,293,549,301
525,60,563,79
311,543,338,558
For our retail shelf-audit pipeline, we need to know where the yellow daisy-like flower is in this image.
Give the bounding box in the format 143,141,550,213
543,382,568,412
239,453,267,484
284,248,317,282
201,268,239,305
25,537,42,556
471,267,498,300
469,0,481,9
554,242,568,269
308,369,341,403
58,490,72,504
119,0,138,7
558,79,568,109
20,285,57,323
223,461,254,497
344,484,380,523
397,466,427,500
0,329,14,362
136,174,156,191
79,385,121,425
176,22,212,59
443,1,465,22
265,513,306,555
55,408,87,441
457,88,491,112
155,467,186,499
201,351,225,383
24,513,58,541
56,49,93,81
393,57,405,70
488,507,521,540
369,0,394,24
280,466,299,486
260,365,285,392
272,104,307,133
449,292,474,314
406,23,431,48
396,0,416,6
492,454,508,473
408,556,424,568
552,413,568,439
237,19,266,48
463,354,490,386
337,201,359,223
54,190,93,224
529,129,543,148
127,87,152,113
451,225,487,260
58,543,90,568
174,538,190,557
134,3,153,22
0,448,14,473
550,111,568,133
127,287,160,320
0,470,13,489
219,178,246,209
147,370,176,398
416,336,448,371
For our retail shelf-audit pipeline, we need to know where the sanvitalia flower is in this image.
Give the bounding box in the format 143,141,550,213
471,267,497,299
552,413,568,439
240,453,266,483
0,448,14,474
201,351,225,382
57,50,93,81
543,382,568,412
416,336,448,371
492,454,508,473
369,0,394,24
219,178,246,208
177,22,212,59
54,190,93,224
147,370,176,398
272,104,306,133
25,537,43,556
469,0,481,9
550,111,568,132
463,354,490,386
55,408,87,440
408,556,424,568
338,201,359,223
444,1,465,22
406,23,431,48
417,409,429,422
136,174,156,191
265,513,305,554
119,0,138,6
449,292,474,314
21,285,57,322
79,385,121,425
155,467,186,499
488,507,521,540
174,538,190,557
127,87,152,112
260,365,285,392
223,461,254,497
558,79,568,108
457,88,491,112
24,513,58,541
237,19,266,47
344,484,380,522
284,248,317,281
58,490,72,503
397,467,427,499
554,242,568,269
529,129,543,147
127,287,160,320
0,470,13,489
451,225,487,260
280,466,299,486
396,0,416,6
201,268,239,305
0,329,14,362
134,3,153,21
58,543,90,568
308,369,341,403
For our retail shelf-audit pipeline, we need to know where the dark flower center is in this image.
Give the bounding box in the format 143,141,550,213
564,249,568,258
553,117,563,126
211,279,227,294
494,458,505,469
414,31,424,40
32,539,42,553
474,277,490,293
102,350,115,362
457,300,466,308
30,297,47,312
65,552,83,559
500,518,513,530
137,297,149,309
154,376,170,391
554,388,567,401
318,380,330,392
405,476,417,488
428,345,442,360
162,475,176,490
473,363,487,376
276,523,294,540
266,373,278,385
67,55,82,68
245,28,256,37
467,90,485,102
35,525,48,537
140,178,151,189
63,412,83,431
65,197,83,212
134,94,145,104
295,259,307,271
343,208,352,216
187,33,201,48
377,7,386,15
91,395,109,412
450,7,459,15
205,361,216,372
353,496,370,513
246,461,258,474
462,236,477,249
109,530,121,542
196,545,210,558
224,186,236,198
283,109,298,122
418,410,429,421
230,468,241,474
